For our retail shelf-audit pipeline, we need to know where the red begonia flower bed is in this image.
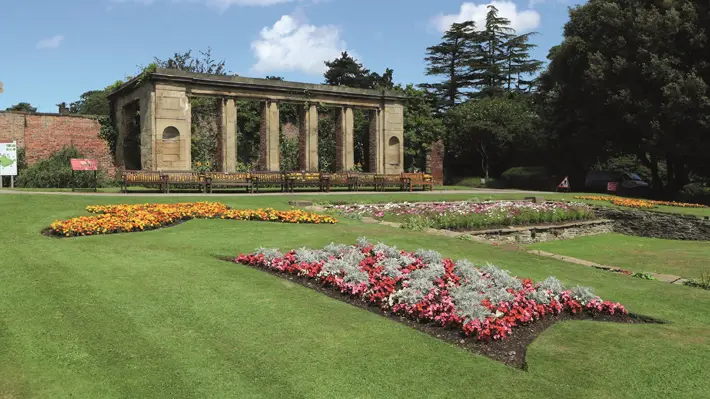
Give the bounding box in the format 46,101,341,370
232,239,659,367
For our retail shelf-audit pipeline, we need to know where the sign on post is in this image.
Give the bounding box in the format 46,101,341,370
556,176,570,192
0,141,18,176
71,158,98,171
70,158,98,192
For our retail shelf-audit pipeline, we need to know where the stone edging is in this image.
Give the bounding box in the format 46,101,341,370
355,215,688,287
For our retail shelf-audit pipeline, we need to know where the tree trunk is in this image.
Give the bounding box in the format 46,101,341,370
477,141,489,180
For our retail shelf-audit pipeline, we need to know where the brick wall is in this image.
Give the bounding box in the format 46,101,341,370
0,111,114,174
0,112,25,147
429,139,444,185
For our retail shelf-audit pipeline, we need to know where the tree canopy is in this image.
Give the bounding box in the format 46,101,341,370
6,102,37,113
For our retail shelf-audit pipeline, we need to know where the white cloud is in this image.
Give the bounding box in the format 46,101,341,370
250,14,347,75
36,35,64,50
431,1,540,33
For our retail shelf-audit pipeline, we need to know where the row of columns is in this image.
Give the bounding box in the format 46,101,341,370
217,100,383,173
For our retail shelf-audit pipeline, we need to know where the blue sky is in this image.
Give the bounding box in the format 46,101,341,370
0,0,583,112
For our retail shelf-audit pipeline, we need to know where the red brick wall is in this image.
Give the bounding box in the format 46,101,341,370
429,139,444,185
0,112,26,147
0,111,114,174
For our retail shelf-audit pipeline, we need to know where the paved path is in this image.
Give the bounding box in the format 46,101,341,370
0,188,551,197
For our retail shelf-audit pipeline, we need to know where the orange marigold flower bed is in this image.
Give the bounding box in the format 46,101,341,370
48,202,337,237
574,195,706,209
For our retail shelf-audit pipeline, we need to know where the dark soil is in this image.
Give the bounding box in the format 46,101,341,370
218,256,665,369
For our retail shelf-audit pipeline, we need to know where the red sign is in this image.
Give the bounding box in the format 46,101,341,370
607,182,618,192
71,158,98,171
557,176,570,189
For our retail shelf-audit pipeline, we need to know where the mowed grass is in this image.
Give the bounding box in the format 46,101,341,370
530,233,710,279
1,193,709,398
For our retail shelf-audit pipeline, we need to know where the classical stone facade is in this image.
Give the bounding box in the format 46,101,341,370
108,68,406,173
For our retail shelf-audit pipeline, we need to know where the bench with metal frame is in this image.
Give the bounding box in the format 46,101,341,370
120,170,165,193
251,171,286,193
375,174,406,191
162,171,203,193
203,172,253,193
285,171,326,192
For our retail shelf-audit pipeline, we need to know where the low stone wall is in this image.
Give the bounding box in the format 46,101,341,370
469,220,614,244
594,207,710,241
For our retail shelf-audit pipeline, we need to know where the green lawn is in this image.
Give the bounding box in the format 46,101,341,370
530,233,710,279
1,193,709,398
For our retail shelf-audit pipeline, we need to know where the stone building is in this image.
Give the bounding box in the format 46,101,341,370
107,68,407,173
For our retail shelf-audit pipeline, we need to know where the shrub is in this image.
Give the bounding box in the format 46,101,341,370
17,147,107,188
677,183,710,206
500,166,555,191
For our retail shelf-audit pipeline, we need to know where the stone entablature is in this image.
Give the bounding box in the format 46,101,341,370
108,68,406,173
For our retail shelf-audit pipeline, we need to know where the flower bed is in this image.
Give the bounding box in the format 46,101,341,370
235,239,627,342
48,202,337,237
329,201,595,231
575,195,707,209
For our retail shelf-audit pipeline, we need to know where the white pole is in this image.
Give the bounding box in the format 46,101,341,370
10,175,14,188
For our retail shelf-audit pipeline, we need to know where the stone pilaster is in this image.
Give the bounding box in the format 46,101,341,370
298,103,319,171
220,98,238,173
335,106,354,171
368,109,383,173
383,103,404,174
258,100,280,171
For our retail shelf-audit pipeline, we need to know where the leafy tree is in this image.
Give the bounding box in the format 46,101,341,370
401,85,445,171
323,52,374,88
539,0,710,195
153,47,228,75
422,21,480,110
6,102,37,113
446,96,536,179
70,90,111,116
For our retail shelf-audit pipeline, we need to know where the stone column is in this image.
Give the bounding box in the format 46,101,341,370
220,98,238,173
383,103,404,174
258,100,280,171
335,106,354,171
368,109,383,173
298,103,319,171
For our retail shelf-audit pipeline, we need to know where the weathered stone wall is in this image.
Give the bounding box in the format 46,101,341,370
471,220,614,244
594,207,710,241
0,111,114,174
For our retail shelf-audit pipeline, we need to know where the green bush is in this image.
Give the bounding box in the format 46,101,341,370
401,207,594,231
500,167,555,191
677,183,710,205
447,176,500,188
17,147,106,188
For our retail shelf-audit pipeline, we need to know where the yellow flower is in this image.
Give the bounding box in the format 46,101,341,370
206,162,210,166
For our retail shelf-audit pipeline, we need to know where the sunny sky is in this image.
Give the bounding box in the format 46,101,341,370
0,0,583,112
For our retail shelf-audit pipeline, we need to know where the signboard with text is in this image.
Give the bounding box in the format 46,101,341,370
0,141,18,176
70,158,98,171
607,181,618,192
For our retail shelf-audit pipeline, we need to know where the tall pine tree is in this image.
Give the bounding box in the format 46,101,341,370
422,21,480,110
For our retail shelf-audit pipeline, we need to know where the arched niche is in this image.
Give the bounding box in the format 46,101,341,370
386,136,401,165
163,126,180,141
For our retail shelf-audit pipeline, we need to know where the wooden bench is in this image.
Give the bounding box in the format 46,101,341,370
121,170,165,193
162,171,203,193
251,171,285,193
376,174,406,191
204,172,252,193
402,172,434,191
285,171,326,192
349,172,377,191
321,173,353,192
